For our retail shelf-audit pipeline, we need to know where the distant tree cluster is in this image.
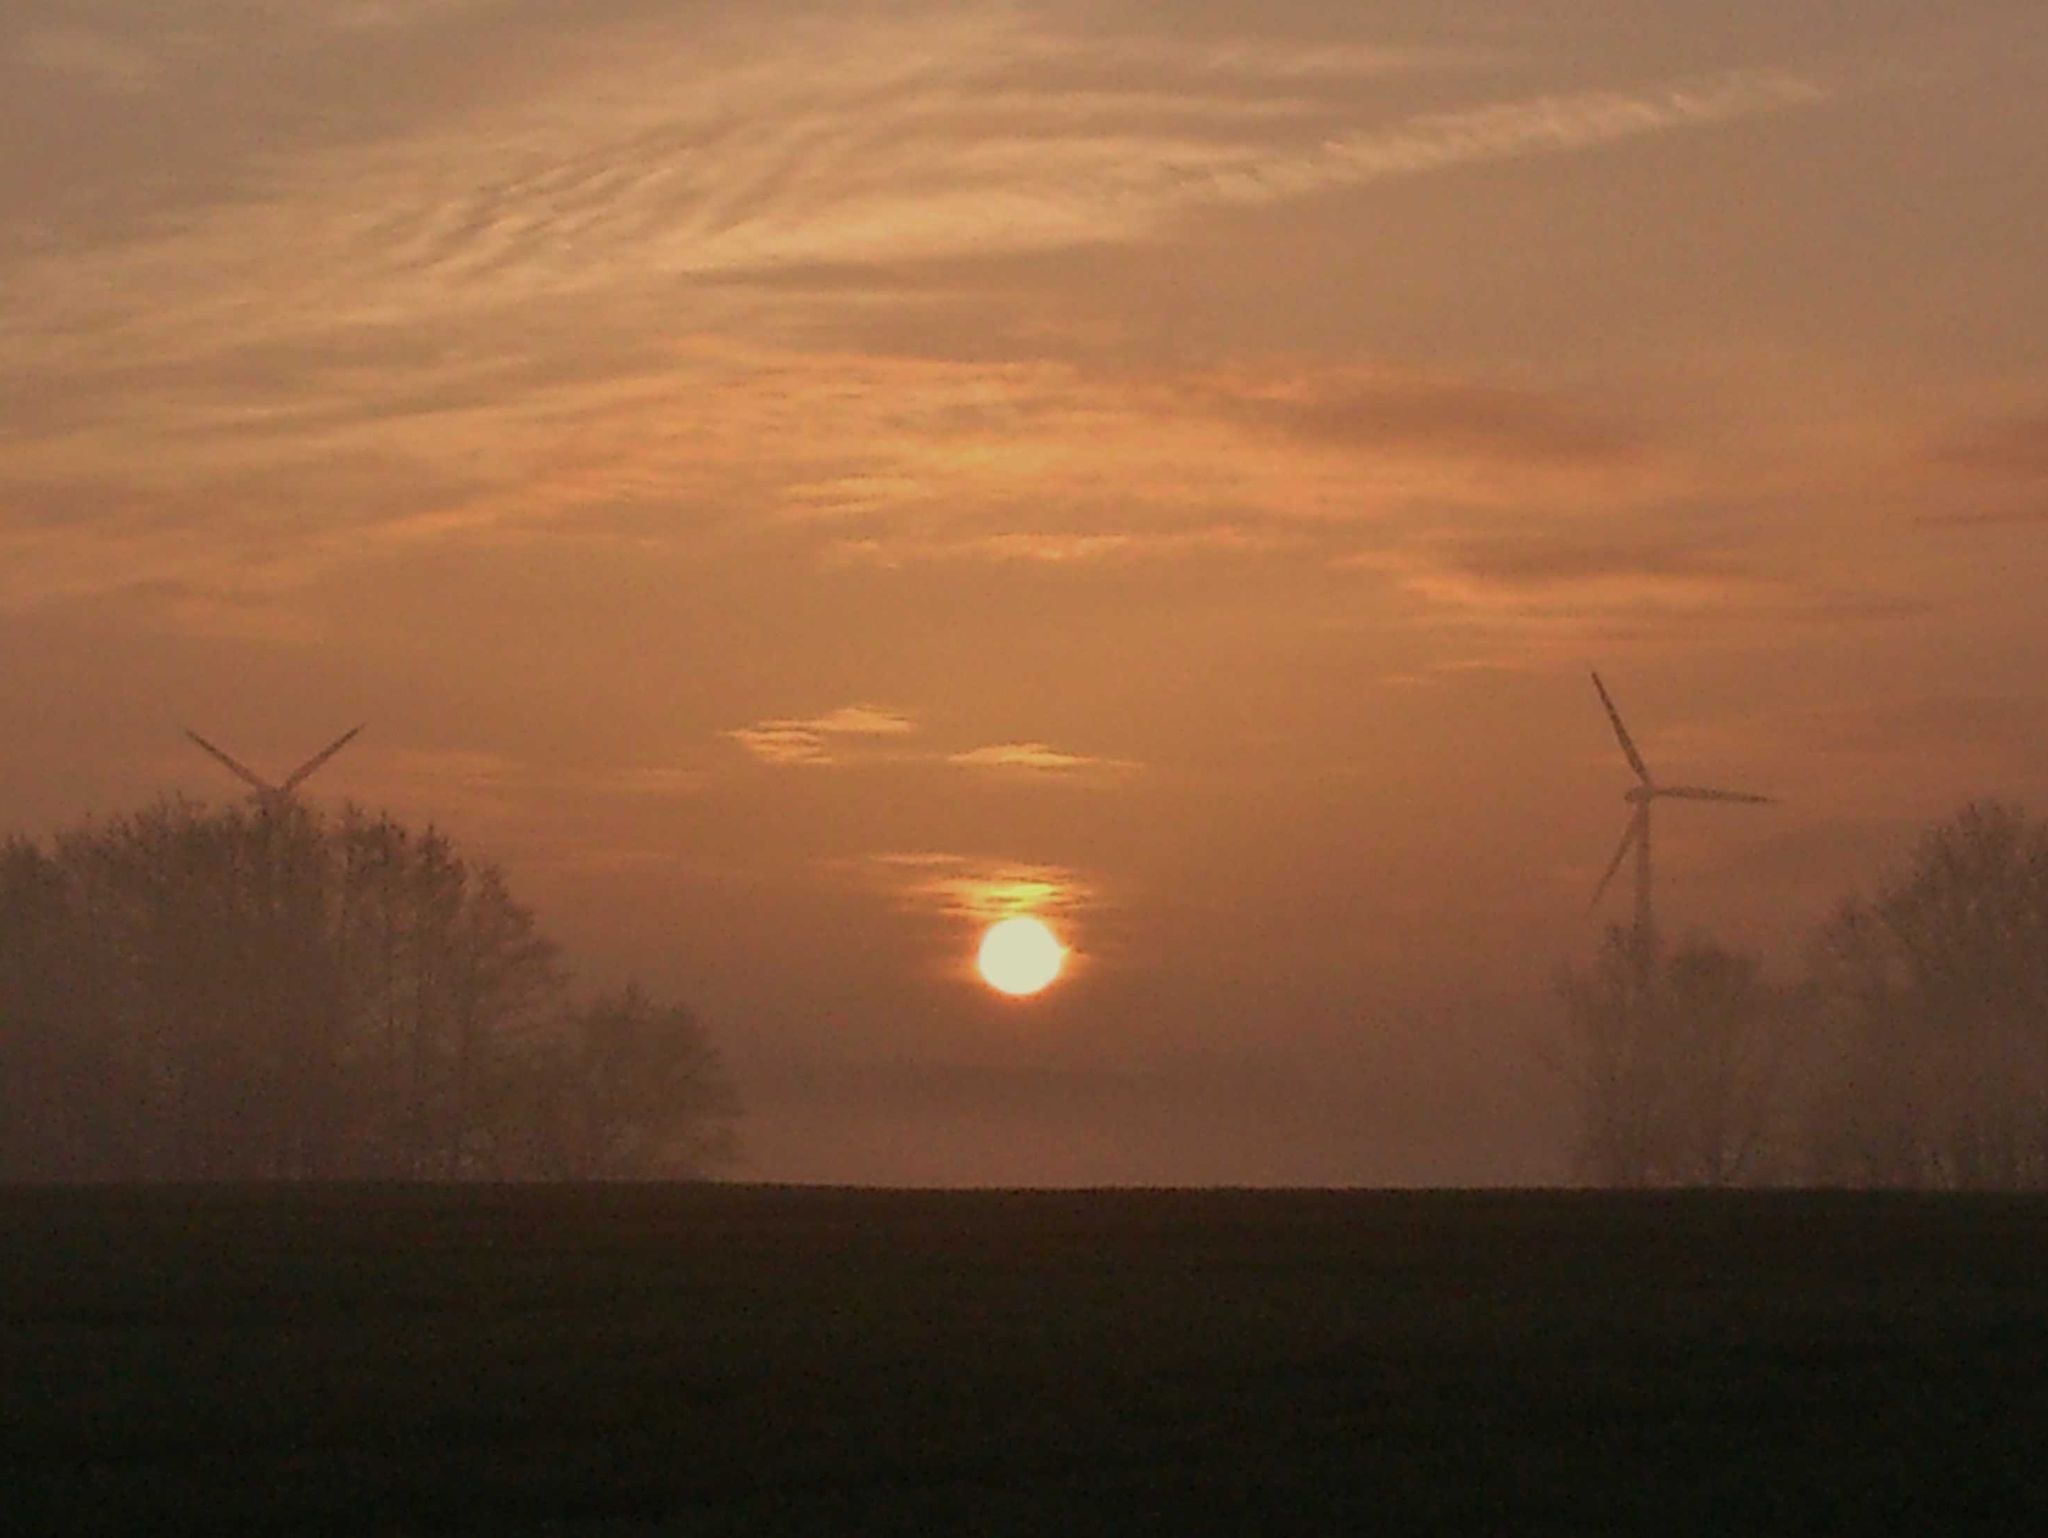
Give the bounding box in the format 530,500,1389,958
1558,801,2048,1189
1558,934,1784,1186
0,800,735,1181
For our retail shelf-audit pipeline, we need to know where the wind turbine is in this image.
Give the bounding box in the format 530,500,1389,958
185,725,364,810
1588,672,1772,978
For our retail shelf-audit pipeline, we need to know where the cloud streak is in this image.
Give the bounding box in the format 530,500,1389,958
1929,415,2048,480
3,8,1835,384
948,742,1138,774
0,4,1856,648
729,705,919,766
861,850,1097,922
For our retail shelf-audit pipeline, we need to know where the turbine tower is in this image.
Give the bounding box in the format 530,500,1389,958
1588,672,1772,980
185,725,364,810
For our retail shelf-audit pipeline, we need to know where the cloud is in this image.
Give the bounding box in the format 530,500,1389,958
732,713,1133,779
799,705,918,737
1349,544,1757,617
0,7,1846,619
728,704,918,766
1409,532,1750,592
772,356,1671,572
1208,374,1645,466
948,742,1138,774
824,524,1299,568
317,745,703,807
1903,413,2048,529
1342,523,1927,633
859,850,1095,921
1929,415,2048,480
1920,414,2048,525
2,11,1836,384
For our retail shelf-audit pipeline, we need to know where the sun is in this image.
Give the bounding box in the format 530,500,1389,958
976,916,1066,998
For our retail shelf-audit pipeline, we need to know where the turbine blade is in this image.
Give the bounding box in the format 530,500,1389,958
1590,671,1651,784
1655,786,1776,804
281,724,364,792
184,729,274,794
1590,809,1645,910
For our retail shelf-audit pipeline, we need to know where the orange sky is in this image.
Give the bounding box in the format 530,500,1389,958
4,2,2046,1183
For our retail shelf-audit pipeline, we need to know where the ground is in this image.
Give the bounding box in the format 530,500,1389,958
5,1187,2045,1533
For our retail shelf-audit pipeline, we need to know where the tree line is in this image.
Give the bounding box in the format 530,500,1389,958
1558,800,2048,1188
0,799,734,1181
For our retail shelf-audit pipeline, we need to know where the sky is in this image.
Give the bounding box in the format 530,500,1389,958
4,0,2046,1185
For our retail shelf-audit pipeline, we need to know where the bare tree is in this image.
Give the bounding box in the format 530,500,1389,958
0,839,93,1177
502,987,738,1180
1557,928,1784,1186
0,799,733,1181
1805,801,2048,1188
320,813,559,1177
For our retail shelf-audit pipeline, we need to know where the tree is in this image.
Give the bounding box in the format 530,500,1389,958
0,838,95,1178
1805,801,2048,1188
1556,928,1784,1186
0,799,735,1181
503,987,738,1180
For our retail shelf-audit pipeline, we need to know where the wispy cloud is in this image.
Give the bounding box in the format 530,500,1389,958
824,524,1301,568
1347,546,1755,619
948,742,1139,774
1180,69,1829,210
318,55,1827,316
728,704,919,766
0,5,1850,630
776,357,1671,567
1347,525,1930,635
1897,412,2048,529
2,6,1836,380
1927,414,2048,480
730,711,1135,779
860,850,1095,921
1207,373,1646,466
0,337,1695,632
324,745,701,801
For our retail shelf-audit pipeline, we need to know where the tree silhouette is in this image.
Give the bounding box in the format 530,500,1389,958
1557,928,1784,1186
0,838,98,1177
504,987,739,1179
0,799,736,1181
1806,800,2048,1188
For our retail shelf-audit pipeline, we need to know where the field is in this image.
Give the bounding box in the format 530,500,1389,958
5,1187,2046,1533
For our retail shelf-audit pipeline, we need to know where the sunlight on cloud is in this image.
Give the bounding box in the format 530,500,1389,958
1343,527,1926,637
0,340,1680,616
1361,549,1761,616
729,705,919,767
1,10,1833,377
822,525,1304,568
1182,70,1828,211
0,2,1847,628
777,358,1672,574
948,742,1138,774
862,851,1095,922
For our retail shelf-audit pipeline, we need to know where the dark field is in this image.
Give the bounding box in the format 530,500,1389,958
5,1188,2046,1533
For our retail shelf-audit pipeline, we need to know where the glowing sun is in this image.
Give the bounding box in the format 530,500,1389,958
976,916,1066,998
